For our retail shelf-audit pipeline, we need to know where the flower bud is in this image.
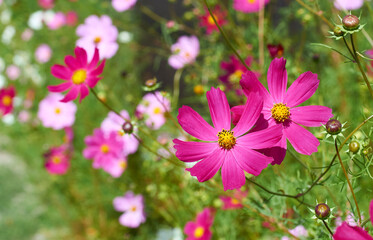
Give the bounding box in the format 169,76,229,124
145,78,157,88
326,119,342,135
342,15,360,31
315,203,331,220
122,121,133,134
333,26,344,37
349,141,360,154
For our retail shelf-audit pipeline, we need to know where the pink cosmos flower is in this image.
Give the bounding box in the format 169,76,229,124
168,36,199,69
173,87,282,190
21,29,33,41
83,128,124,169
64,127,74,144
76,15,118,60
232,58,333,165
136,91,170,130
6,65,20,81
35,44,52,63
101,110,139,156
267,44,284,59
0,86,16,116
233,0,270,13
48,46,106,102
38,0,54,9
334,0,364,10
112,0,137,12
184,208,214,240
38,93,77,130
103,157,127,178
46,12,66,30
220,190,247,210
199,6,227,35
44,145,70,175
18,110,30,123
65,11,78,26
113,191,146,228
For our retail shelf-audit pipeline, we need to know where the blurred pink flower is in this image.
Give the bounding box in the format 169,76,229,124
173,87,282,190
220,190,247,210
103,157,127,178
136,91,170,130
64,127,74,144
113,191,146,228
35,44,52,63
232,58,333,165
199,6,227,34
101,110,139,155
233,0,270,13
48,47,105,102
168,36,199,69
334,0,364,10
76,15,118,60
21,29,33,41
38,0,54,9
112,0,137,12
184,208,214,240
18,110,30,123
44,145,70,175
37,93,77,130
166,20,175,28
65,11,78,26
46,12,66,30
267,44,284,59
6,65,20,80
0,86,15,116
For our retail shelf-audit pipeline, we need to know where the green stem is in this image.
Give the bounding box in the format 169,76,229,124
322,220,334,237
172,69,183,110
361,218,371,228
202,0,251,71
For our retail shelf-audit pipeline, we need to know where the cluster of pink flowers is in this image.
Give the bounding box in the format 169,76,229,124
220,189,247,210
199,6,227,34
45,11,78,30
0,86,16,116
184,208,214,240
113,191,146,228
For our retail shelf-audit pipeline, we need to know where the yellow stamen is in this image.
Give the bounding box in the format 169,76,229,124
55,108,61,114
52,156,61,164
94,36,101,44
153,107,162,114
130,206,137,212
218,129,236,150
194,226,204,238
100,144,110,154
229,70,244,83
2,96,12,106
118,130,124,136
231,198,240,205
248,0,256,3
271,103,290,123
72,69,87,85
193,85,204,95
120,161,127,170
207,15,218,25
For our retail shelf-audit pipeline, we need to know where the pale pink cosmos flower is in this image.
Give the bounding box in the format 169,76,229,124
83,128,124,170
168,36,199,69
48,47,106,102
35,44,52,63
38,0,54,9
44,145,70,175
21,29,34,41
334,0,364,10
232,58,333,165
113,191,146,228
136,91,170,130
6,65,20,81
45,12,66,30
37,93,77,130
174,87,282,190
18,110,30,123
184,208,214,240
76,15,118,60
103,157,127,178
101,110,139,156
0,86,16,116
233,0,270,13
112,0,137,12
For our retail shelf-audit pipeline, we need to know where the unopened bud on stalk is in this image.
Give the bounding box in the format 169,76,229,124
333,26,344,37
349,141,360,154
315,203,331,220
342,15,360,31
145,78,157,88
122,121,133,134
326,119,342,135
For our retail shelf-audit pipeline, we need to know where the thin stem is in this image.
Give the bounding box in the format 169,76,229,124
258,0,265,71
342,36,355,60
322,220,334,237
335,140,362,225
172,69,183,110
203,0,251,71
361,218,371,228
294,0,333,29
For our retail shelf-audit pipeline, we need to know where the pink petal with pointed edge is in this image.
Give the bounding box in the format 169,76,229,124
79,84,90,103
267,58,287,103
370,199,373,226
284,122,319,155
173,139,217,162
284,71,319,108
60,86,79,102
221,151,245,190
88,48,100,68
231,144,273,176
238,125,283,149
74,47,87,67
186,148,225,182
231,105,244,126
259,134,287,165
47,82,72,92
90,59,106,76
240,71,273,109
206,87,231,130
51,64,72,80
232,92,263,137
64,55,79,70
177,105,218,141
86,77,102,88
291,105,333,127
333,222,373,240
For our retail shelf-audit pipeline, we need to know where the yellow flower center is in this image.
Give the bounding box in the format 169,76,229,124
194,226,204,238
130,206,137,212
229,70,244,83
271,103,290,123
2,95,12,106
193,85,204,95
94,36,101,44
207,14,218,25
55,108,61,114
117,130,124,136
100,144,110,154
218,129,236,150
248,0,256,3
52,156,61,164
231,198,240,205
153,107,162,114
72,69,87,85
120,161,127,170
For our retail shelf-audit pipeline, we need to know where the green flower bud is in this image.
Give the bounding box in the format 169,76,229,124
349,141,360,154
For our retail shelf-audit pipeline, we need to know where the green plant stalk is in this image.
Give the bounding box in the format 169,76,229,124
335,140,362,225
322,219,334,237
172,69,183,111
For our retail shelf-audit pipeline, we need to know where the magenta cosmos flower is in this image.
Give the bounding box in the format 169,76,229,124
48,47,105,102
112,0,137,12
76,15,118,60
333,199,373,240
220,190,247,210
44,145,70,175
0,86,15,116
168,36,200,69
233,0,270,13
184,208,214,240
173,87,282,190
199,6,227,35
113,191,146,228
232,58,333,164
